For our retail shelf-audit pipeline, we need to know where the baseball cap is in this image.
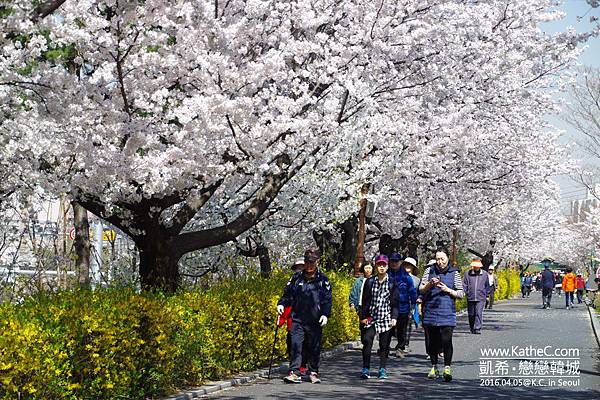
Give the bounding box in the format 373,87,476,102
292,258,305,269
389,252,402,262
304,248,320,263
374,254,389,265
470,259,483,268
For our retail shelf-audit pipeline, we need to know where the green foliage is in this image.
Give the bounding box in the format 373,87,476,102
0,270,358,399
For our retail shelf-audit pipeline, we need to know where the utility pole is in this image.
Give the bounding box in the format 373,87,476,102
354,184,369,277
451,228,458,266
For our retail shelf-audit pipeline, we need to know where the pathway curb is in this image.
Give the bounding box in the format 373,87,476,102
587,304,600,349
162,340,361,400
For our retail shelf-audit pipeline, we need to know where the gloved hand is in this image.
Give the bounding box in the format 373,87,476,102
277,305,284,315
391,319,397,327
319,315,328,327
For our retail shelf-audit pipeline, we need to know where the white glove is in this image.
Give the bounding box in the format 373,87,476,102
277,305,284,315
391,319,397,327
319,315,328,327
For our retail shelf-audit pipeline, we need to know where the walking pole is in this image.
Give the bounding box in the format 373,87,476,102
267,322,280,380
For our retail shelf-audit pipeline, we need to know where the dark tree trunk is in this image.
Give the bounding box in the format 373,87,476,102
312,215,358,272
257,244,271,277
72,201,91,288
137,239,180,293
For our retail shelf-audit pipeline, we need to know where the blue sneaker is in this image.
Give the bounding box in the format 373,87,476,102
361,367,370,379
378,368,387,379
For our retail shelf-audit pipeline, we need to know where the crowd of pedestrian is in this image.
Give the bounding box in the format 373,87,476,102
275,248,595,385
276,247,503,384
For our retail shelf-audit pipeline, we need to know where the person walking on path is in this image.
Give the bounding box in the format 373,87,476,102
359,254,399,380
278,249,332,384
279,258,308,374
463,259,491,334
576,273,586,304
485,265,497,310
562,267,577,310
524,273,533,298
541,263,555,309
389,255,417,358
419,249,464,382
402,257,420,351
349,262,374,313
349,262,373,342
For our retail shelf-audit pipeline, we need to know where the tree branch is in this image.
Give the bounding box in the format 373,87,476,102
31,0,67,22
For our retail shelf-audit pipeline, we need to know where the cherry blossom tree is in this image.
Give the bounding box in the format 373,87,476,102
0,0,584,290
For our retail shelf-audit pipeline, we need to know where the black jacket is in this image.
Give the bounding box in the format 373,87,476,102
278,270,332,325
359,275,400,321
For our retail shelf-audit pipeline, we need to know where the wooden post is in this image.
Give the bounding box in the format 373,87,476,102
451,228,458,266
353,184,369,277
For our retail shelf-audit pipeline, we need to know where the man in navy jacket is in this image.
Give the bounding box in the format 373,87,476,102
278,249,332,384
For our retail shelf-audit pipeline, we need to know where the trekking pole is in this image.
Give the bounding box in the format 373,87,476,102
267,323,280,380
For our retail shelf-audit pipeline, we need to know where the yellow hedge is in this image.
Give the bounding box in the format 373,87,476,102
0,270,358,400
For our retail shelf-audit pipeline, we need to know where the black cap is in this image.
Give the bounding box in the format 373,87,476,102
304,248,320,263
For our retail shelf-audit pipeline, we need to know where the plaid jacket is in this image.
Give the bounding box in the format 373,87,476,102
360,275,399,333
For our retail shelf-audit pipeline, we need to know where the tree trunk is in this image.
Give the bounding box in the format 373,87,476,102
138,241,180,293
257,244,271,277
72,201,91,288
353,184,369,276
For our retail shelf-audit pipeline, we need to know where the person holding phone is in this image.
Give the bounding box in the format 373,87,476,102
419,248,464,382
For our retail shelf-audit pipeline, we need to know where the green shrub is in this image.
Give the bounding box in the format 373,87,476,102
0,270,357,400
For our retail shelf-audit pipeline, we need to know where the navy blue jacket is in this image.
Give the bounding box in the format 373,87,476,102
421,264,462,327
359,275,400,321
541,269,554,289
389,268,417,314
278,270,332,325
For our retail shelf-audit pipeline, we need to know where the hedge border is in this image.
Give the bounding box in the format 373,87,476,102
162,340,362,399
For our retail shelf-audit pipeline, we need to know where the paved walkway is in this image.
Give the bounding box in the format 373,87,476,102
206,293,600,399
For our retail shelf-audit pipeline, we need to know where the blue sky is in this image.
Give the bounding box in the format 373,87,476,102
541,1,600,210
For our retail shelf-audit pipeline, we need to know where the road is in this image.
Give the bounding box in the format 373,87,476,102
206,293,600,399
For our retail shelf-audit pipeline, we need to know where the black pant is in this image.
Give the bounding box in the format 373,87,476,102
577,289,584,303
542,287,552,307
289,321,322,373
395,313,410,350
286,331,307,369
565,291,574,307
361,325,393,369
426,326,454,366
486,288,495,309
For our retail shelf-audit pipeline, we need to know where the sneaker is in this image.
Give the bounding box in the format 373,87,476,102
309,372,321,384
361,367,370,379
566,306,570,310
378,368,387,379
443,366,452,382
283,371,302,384
474,330,481,334
395,348,405,358
427,366,439,379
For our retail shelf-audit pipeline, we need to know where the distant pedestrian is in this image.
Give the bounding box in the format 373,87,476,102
555,272,563,296
349,262,374,312
540,263,554,309
463,259,491,334
402,257,421,351
388,254,416,358
420,249,464,382
485,266,497,310
562,268,576,310
278,249,332,384
359,254,399,380
576,273,585,304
